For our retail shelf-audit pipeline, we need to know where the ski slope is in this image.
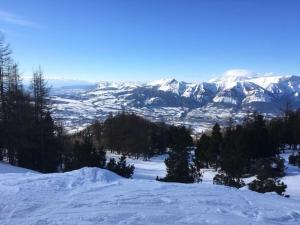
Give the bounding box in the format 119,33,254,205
0,154,300,225
0,161,38,174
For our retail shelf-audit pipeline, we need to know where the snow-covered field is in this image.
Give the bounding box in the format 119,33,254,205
1,153,300,225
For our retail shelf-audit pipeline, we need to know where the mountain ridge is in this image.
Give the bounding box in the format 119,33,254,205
51,73,300,133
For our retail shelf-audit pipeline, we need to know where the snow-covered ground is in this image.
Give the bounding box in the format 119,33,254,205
0,161,38,174
1,153,300,225
281,152,300,200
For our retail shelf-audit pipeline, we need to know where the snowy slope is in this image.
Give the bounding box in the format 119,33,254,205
281,152,300,199
50,71,300,133
1,151,300,225
1,165,300,225
0,161,38,174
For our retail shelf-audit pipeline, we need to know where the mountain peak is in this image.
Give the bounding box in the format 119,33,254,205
217,69,257,82
150,78,178,86
51,73,300,133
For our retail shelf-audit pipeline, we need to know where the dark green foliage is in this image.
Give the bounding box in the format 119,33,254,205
102,112,169,159
220,125,248,178
198,112,293,195
208,123,223,169
106,158,117,171
189,163,203,183
167,125,193,150
66,134,106,170
195,133,210,168
282,106,300,149
0,35,63,173
213,173,245,188
248,157,286,196
158,126,201,183
76,112,190,161
248,178,287,195
254,157,285,180
106,155,135,178
249,113,276,159
38,112,63,172
289,153,300,166
162,147,194,183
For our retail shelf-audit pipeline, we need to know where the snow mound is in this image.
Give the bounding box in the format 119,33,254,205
1,161,300,224
0,167,122,194
0,161,38,174
62,167,122,187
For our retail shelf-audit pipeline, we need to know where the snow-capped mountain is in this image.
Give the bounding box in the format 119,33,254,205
50,72,300,133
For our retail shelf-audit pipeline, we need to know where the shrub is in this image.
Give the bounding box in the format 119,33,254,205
106,155,135,178
248,178,287,195
288,153,300,167
213,173,245,188
255,157,285,180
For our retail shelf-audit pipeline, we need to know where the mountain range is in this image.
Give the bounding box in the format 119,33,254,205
50,72,300,133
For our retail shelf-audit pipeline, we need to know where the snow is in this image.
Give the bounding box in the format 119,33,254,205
149,78,182,95
0,161,38,174
212,69,290,91
1,151,300,225
105,153,167,180
280,152,300,200
249,76,283,89
213,96,238,105
50,73,300,133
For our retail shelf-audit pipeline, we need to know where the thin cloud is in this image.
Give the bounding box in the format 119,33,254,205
0,9,41,29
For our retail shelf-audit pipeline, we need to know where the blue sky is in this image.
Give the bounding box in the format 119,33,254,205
0,0,300,82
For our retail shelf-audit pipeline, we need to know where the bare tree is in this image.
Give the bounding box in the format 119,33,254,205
31,67,50,122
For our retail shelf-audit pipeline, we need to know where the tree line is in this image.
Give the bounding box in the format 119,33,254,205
0,35,135,178
0,35,63,173
67,112,174,160
193,110,300,195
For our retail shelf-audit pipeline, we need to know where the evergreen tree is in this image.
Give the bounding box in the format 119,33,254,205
208,123,223,169
0,35,11,122
101,112,168,158
248,157,286,196
289,153,300,167
31,67,49,122
220,126,246,178
250,113,275,159
106,155,135,178
70,134,106,170
28,69,63,172
0,34,12,160
158,126,201,183
195,133,210,168
40,112,62,172
248,178,287,196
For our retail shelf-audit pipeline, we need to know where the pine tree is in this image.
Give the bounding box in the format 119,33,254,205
69,133,106,170
159,126,201,183
0,35,11,121
248,157,286,196
214,125,247,188
31,67,49,122
106,155,135,178
195,133,210,168
220,126,246,178
208,123,223,169
0,34,12,160
164,143,193,183
40,112,62,172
